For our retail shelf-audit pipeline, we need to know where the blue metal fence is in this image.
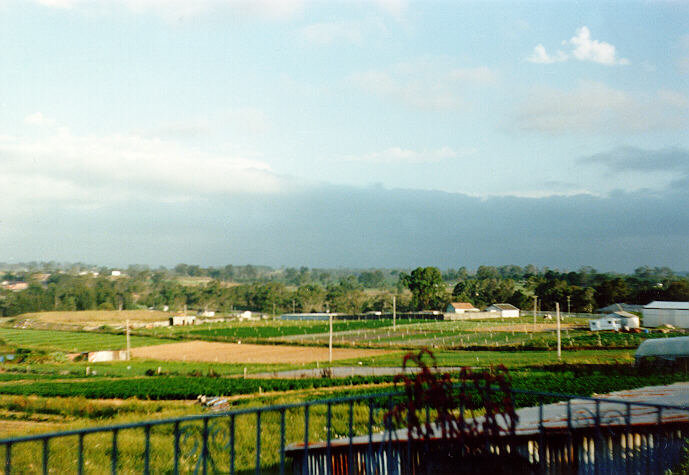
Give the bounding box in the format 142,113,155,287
1,386,687,474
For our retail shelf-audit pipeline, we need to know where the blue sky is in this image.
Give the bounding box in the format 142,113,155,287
1,1,688,271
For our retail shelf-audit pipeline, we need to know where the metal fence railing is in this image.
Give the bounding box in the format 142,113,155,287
1,386,687,474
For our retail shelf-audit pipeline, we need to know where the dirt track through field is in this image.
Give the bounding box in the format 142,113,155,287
130,341,392,364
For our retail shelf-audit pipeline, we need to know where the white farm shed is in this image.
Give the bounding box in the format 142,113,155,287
485,303,520,318
609,311,640,330
642,301,689,329
589,316,621,331
170,315,197,326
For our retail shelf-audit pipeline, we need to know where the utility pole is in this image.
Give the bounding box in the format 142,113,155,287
556,302,561,360
292,299,296,313
533,295,538,325
126,319,131,361
567,296,571,317
328,308,333,365
392,295,396,331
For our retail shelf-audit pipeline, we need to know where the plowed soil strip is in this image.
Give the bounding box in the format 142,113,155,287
130,340,392,364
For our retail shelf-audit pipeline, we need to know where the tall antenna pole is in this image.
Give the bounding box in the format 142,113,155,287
567,295,571,316
392,295,396,331
126,319,131,361
533,295,537,325
328,310,333,365
556,302,561,360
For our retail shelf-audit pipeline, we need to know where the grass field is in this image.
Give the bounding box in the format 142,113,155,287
0,328,171,352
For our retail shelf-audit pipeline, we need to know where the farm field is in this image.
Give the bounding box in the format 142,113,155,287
8,310,169,327
0,328,171,353
0,309,686,471
143,318,421,340
130,341,392,364
262,318,594,349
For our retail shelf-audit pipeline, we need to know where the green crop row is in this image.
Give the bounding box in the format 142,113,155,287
0,375,392,400
1,368,685,402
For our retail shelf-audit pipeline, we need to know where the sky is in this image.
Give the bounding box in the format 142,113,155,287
1,0,688,271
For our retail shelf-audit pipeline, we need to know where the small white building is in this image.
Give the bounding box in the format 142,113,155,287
446,302,479,314
609,310,640,330
170,315,197,326
88,350,128,362
642,301,689,329
198,310,216,317
589,316,621,331
485,303,520,318
238,311,253,320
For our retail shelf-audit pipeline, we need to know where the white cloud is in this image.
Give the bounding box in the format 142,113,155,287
349,60,498,110
33,0,76,8
372,0,407,20
513,82,689,133
344,146,475,164
30,0,304,20
678,34,689,73
568,26,629,65
528,26,628,66
0,128,287,215
448,67,498,85
24,112,56,126
298,21,365,45
527,44,567,64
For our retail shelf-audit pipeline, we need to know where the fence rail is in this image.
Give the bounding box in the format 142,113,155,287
1,386,687,474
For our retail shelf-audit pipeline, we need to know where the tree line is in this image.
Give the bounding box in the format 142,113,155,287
1,264,688,317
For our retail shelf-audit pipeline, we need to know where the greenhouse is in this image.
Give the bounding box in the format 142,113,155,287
635,336,689,369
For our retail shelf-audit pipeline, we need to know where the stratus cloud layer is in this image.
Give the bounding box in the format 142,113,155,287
529,26,629,65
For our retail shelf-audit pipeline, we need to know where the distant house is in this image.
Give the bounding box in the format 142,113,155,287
2,282,28,291
169,315,197,326
485,303,520,318
642,301,689,329
111,270,121,277
238,311,253,320
198,310,216,317
446,302,479,314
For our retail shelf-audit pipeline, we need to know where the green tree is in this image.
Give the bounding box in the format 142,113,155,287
401,267,446,310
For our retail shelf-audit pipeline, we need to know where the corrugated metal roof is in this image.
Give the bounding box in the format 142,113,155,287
291,383,689,449
644,301,689,310
449,302,477,309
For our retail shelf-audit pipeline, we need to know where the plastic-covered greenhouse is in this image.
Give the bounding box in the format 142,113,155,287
635,336,689,367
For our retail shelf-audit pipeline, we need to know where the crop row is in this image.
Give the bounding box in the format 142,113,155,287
0,375,392,400
1,370,685,402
